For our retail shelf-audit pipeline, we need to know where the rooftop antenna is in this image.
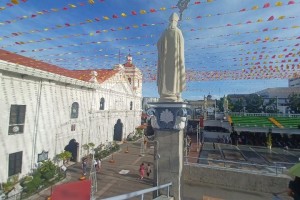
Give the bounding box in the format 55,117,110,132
176,0,190,21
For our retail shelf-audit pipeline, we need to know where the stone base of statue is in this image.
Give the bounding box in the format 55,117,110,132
159,93,182,103
153,195,174,200
147,102,187,200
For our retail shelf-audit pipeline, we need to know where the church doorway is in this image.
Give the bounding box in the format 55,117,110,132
64,139,79,162
113,119,123,141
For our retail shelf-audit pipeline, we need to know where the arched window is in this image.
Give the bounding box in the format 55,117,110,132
128,78,132,85
71,102,79,119
100,98,105,110
130,101,133,110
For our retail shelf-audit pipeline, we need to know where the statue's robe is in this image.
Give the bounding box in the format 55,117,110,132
157,25,186,102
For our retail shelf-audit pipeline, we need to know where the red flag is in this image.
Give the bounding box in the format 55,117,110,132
267,16,274,21
263,3,270,8
288,1,295,4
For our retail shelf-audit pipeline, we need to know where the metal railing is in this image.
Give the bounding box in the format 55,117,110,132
100,182,172,200
184,156,288,175
229,112,300,118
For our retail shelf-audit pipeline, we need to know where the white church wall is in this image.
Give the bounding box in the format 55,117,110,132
0,61,142,183
0,73,42,182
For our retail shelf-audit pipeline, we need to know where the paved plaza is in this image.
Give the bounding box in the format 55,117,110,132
28,138,292,200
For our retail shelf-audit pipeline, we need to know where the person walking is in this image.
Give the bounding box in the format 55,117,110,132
146,163,152,177
96,159,102,172
139,163,145,180
82,158,87,175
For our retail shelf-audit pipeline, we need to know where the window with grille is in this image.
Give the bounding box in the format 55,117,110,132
8,105,26,135
71,124,76,131
100,98,105,110
8,151,22,177
130,101,133,110
71,102,79,118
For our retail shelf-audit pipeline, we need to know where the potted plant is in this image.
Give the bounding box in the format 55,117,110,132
56,151,72,165
38,160,57,181
82,143,95,157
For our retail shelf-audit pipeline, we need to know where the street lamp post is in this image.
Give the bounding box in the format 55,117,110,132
196,124,200,152
153,140,160,197
89,148,97,200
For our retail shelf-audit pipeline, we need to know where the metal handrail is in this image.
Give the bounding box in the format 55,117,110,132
184,156,288,175
100,182,172,200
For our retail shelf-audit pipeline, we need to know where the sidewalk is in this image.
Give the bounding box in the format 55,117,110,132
30,139,154,200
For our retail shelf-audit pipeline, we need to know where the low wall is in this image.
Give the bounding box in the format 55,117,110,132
183,164,291,193
203,131,230,139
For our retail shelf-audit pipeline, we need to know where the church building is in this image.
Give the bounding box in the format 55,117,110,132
0,50,142,183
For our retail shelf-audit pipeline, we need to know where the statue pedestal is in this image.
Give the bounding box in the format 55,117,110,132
153,195,174,200
148,102,187,200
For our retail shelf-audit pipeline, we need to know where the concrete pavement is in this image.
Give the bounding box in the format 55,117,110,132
28,138,292,200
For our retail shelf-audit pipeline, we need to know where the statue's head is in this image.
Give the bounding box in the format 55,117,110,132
169,13,179,28
169,13,179,22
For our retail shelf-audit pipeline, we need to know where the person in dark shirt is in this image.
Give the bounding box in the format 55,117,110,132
288,176,300,200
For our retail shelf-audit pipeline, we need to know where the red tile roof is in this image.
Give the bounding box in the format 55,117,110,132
123,62,135,68
72,69,119,83
0,49,118,83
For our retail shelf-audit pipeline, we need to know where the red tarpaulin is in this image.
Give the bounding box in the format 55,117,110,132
51,179,91,200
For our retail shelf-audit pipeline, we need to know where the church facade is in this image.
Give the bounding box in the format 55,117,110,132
0,50,142,182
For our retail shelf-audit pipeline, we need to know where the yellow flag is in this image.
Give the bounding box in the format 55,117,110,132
121,13,127,17
207,0,213,2
69,4,76,8
252,5,259,10
11,0,19,4
140,10,146,14
275,1,283,6
257,18,263,22
278,16,285,20
103,16,109,20
88,0,95,4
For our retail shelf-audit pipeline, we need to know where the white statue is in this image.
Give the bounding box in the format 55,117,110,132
89,70,98,83
223,95,228,113
157,12,186,102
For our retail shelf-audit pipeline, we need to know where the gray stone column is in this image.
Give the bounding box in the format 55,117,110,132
148,102,188,200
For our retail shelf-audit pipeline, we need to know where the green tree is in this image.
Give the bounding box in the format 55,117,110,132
216,97,224,112
288,93,300,114
263,98,277,113
56,151,72,164
228,97,244,112
245,94,263,113
82,142,95,158
24,172,43,193
38,160,57,180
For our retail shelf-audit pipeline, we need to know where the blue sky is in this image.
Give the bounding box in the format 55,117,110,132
0,0,299,100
